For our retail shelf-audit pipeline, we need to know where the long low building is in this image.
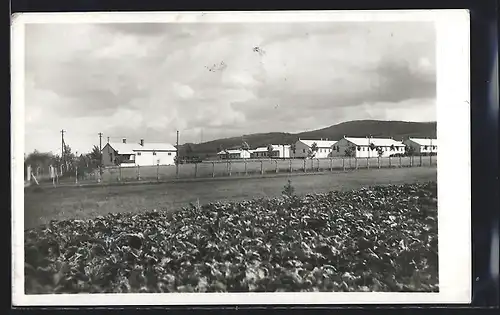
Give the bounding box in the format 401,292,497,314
331,136,406,158
403,138,438,155
217,149,251,159
293,139,338,159
250,144,291,158
101,138,177,167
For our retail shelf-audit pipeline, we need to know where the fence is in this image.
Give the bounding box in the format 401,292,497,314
92,155,437,184
25,163,102,187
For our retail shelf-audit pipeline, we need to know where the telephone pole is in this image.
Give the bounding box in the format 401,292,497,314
176,130,179,178
60,129,66,172
98,132,103,174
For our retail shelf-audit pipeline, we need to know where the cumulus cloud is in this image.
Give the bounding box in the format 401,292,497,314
24,21,436,154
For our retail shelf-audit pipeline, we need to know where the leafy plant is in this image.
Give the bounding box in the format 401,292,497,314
24,182,439,294
282,180,296,197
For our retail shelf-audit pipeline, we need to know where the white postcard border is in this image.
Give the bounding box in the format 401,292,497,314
11,9,471,306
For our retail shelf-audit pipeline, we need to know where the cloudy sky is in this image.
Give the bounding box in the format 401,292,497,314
24,21,436,155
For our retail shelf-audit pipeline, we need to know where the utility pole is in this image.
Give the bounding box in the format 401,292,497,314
176,130,179,178
98,132,103,175
107,137,110,144
61,129,66,174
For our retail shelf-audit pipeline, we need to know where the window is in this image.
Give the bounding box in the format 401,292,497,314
109,153,113,162
362,147,365,151
303,149,306,153
153,152,157,156
137,152,141,156
168,152,171,156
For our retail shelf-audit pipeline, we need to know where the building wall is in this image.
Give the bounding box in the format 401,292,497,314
314,147,333,159
101,144,117,167
293,141,333,159
330,138,405,158
134,150,176,166
241,150,251,159
403,139,438,154
294,141,311,158
330,138,356,157
275,145,291,158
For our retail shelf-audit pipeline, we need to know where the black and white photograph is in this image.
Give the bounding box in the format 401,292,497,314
11,10,471,305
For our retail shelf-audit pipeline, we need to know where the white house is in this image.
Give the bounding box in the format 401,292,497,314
331,136,406,158
101,139,139,167
403,138,438,155
250,144,291,158
293,139,338,159
101,138,177,167
134,140,177,166
217,149,251,159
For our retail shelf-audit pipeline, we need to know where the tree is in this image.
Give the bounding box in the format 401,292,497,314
344,146,356,157
267,144,274,158
369,142,376,151
310,142,318,154
241,141,250,151
376,146,384,157
390,144,395,151
88,145,102,168
405,145,416,156
290,143,297,158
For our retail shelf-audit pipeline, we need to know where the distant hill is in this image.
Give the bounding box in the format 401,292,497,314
178,120,437,159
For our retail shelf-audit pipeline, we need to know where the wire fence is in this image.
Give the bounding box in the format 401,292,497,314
100,155,437,183
26,155,437,187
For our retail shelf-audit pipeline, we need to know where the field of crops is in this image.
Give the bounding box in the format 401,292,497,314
99,156,436,183
24,181,438,294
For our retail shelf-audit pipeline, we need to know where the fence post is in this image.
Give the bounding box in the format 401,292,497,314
303,159,306,173
389,156,392,168
289,159,292,173
119,166,122,182
330,158,333,172
261,160,264,175
212,162,215,177
378,157,381,169
275,160,278,173
355,157,358,170
399,156,402,168
342,157,345,171
137,165,141,180
228,161,232,177
245,160,248,175
410,156,413,167
75,167,78,185
26,165,31,182
367,157,370,169
430,154,432,166
194,163,198,178
157,164,160,181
